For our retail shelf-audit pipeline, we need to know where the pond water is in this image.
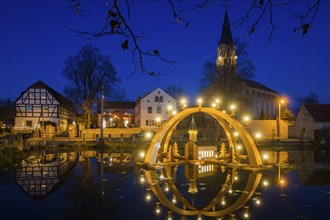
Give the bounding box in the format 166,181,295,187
0,148,329,220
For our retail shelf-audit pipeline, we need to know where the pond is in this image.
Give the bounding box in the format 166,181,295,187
0,148,329,220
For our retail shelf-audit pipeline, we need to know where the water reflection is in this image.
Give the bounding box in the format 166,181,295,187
142,164,262,219
5,149,329,219
15,150,77,198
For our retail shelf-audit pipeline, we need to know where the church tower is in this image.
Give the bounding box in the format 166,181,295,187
216,6,237,89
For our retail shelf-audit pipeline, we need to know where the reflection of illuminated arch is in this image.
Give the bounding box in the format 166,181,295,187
145,166,262,217
145,107,262,166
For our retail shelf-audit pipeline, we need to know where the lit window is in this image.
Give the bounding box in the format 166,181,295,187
41,93,46,99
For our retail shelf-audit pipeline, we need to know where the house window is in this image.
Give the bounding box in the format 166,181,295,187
26,105,32,112
26,120,32,127
155,96,159,102
159,96,164,102
41,93,46,99
146,120,154,126
43,105,48,112
30,93,34,99
157,106,161,113
148,107,152,113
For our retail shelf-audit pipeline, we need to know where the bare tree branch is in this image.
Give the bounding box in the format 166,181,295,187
66,0,175,77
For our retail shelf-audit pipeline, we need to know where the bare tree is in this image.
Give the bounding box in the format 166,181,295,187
62,44,120,128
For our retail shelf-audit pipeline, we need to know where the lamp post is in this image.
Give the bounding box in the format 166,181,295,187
100,86,104,143
277,99,285,138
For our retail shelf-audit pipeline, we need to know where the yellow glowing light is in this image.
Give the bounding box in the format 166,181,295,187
197,98,203,104
263,181,269,186
156,117,161,122
256,133,261,139
212,103,216,108
140,177,145,183
230,104,236,110
234,131,238,137
236,145,242,150
172,110,177,115
215,99,220,104
244,212,249,218
262,154,269,160
243,116,250,122
167,105,173,111
140,152,145,158
180,99,186,104
145,132,152,139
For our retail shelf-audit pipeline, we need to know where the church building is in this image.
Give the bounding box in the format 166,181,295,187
215,9,278,119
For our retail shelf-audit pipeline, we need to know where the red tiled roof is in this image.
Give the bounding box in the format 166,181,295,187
304,104,330,122
104,101,135,109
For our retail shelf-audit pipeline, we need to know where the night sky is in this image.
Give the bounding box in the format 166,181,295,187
1,0,329,107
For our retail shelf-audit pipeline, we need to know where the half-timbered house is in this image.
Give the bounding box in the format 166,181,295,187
14,81,76,136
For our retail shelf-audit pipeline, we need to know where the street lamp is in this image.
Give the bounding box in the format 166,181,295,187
277,98,285,138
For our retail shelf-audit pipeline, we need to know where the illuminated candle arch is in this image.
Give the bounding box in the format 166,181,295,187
145,107,262,166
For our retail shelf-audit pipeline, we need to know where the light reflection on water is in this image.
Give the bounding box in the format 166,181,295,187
0,149,329,220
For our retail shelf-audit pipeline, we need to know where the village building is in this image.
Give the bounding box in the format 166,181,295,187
98,101,135,128
14,81,77,137
289,104,330,141
134,88,178,130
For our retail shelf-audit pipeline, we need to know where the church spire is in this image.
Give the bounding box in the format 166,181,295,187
219,10,234,46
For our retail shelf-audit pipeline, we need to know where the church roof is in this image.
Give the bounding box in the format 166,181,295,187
241,78,277,94
219,11,234,46
304,104,330,122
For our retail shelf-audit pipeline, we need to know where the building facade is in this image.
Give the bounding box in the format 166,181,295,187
290,104,330,141
134,88,178,129
14,81,76,136
98,101,135,128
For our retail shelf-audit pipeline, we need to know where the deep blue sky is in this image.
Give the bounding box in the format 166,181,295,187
1,0,329,107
